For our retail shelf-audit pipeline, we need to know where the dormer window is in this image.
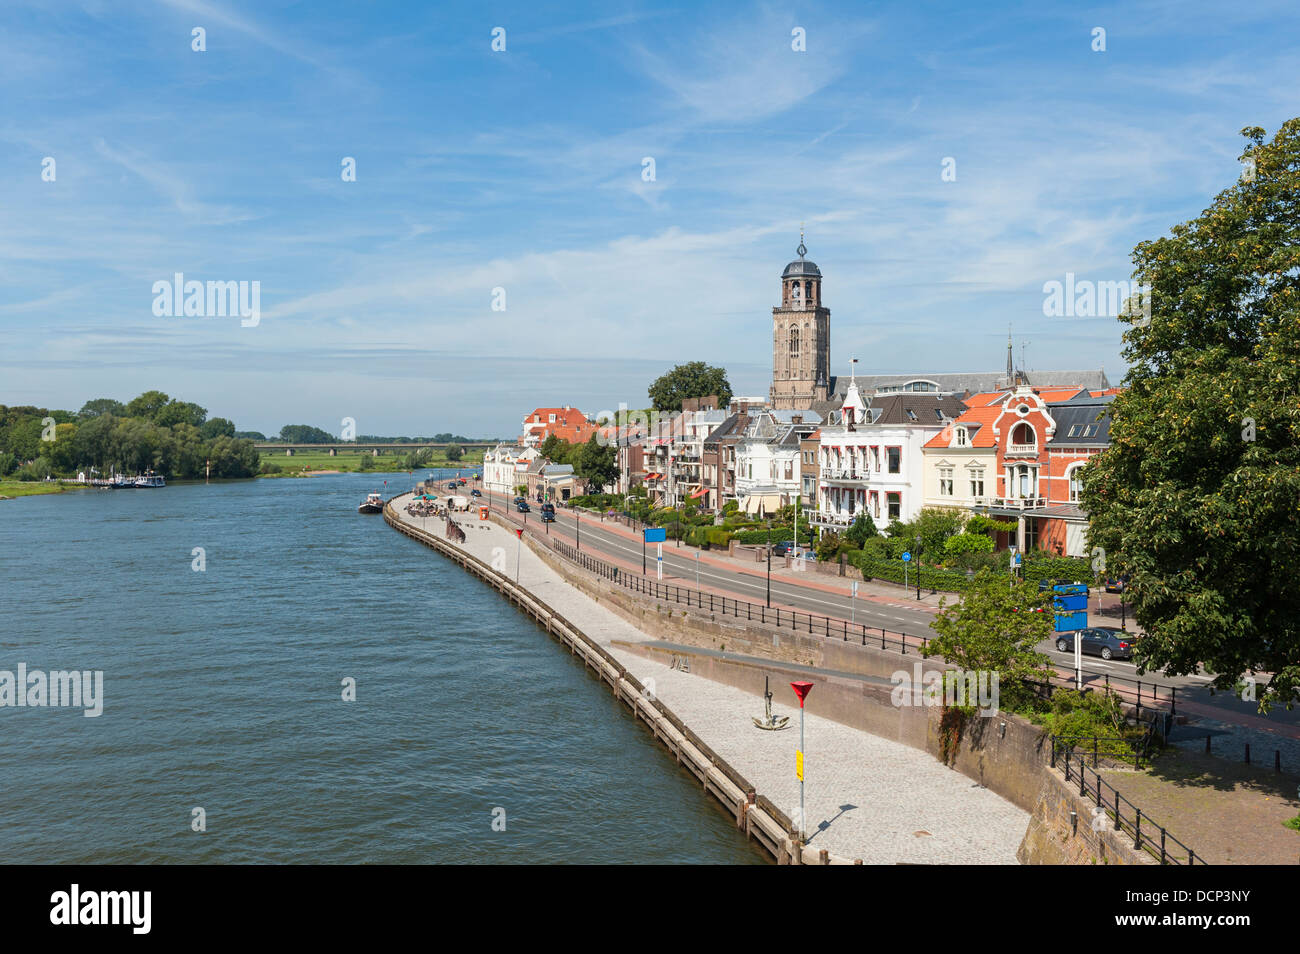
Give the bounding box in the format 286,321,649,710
954,426,968,447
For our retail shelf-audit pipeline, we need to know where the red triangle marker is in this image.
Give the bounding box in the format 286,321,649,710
790,681,813,707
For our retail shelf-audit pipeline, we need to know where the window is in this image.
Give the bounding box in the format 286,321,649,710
1069,466,1084,502
903,381,938,392
954,426,968,447
887,492,901,521
934,408,945,422
970,468,985,499
784,461,793,480
790,327,800,357
939,468,953,496
1067,424,1082,438
1011,422,1035,446
906,408,918,421
870,491,880,518
886,446,901,474
870,446,880,469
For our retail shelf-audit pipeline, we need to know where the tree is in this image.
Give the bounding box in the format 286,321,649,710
200,417,236,440
278,424,334,444
538,434,572,463
444,442,464,462
571,434,618,492
845,513,877,548
78,398,125,420
647,362,732,412
155,401,207,429
125,390,171,421
928,572,1055,710
1082,121,1300,712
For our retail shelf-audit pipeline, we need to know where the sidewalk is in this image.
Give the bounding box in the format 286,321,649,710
396,493,1029,864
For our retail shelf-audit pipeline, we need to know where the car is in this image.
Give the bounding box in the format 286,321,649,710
1055,626,1137,661
516,501,531,513
470,489,482,497
1103,576,1129,594
772,540,798,557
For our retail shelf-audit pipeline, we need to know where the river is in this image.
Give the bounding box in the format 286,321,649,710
0,471,766,863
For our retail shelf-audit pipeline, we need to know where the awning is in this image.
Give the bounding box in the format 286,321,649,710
689,487,708,499
743,493,782,515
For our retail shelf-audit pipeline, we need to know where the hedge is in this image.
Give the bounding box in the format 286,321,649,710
733,526,814,545
848,551,976,593
1021,554,1092,584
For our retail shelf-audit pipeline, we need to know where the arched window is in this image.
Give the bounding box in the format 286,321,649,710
1067,464,1084,502
1011,422,1036,447
790,326,800,357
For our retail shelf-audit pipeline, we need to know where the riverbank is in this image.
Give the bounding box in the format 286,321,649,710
0,480,80,499
387,491,1031,864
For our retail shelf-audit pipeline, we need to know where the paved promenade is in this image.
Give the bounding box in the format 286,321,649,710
393,495,1029,864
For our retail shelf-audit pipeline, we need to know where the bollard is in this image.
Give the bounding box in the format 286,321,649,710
1276,750,1282,773
1205,734,1211,754
1245,743,1251,765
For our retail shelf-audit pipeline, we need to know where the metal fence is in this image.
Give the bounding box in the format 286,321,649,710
540,525,1177,716
1050,735,1203,864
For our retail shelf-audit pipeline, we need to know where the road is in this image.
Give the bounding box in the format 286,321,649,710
472,488,1299,737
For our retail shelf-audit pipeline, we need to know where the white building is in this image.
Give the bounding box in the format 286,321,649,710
483,443,537,497
808,374,965,533
735,409,820,516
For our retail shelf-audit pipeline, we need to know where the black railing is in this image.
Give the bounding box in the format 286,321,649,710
1050,735,1203,865
488,495,1178,715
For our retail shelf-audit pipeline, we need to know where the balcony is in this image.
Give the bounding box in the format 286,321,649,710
819,467,867,482
807,510,859,528
978,496,1046,510
1005,443,1039,457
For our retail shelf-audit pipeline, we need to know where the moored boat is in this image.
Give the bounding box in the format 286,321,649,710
358,492,384,514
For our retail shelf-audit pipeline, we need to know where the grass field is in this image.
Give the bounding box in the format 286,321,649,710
0,480,78,499
258,450,483,475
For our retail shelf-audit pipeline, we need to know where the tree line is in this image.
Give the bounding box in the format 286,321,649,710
0,391,259,480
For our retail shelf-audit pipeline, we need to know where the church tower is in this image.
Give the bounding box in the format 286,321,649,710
770,233,830,409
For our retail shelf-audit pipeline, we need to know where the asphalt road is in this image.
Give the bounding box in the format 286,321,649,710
479,493,1298,734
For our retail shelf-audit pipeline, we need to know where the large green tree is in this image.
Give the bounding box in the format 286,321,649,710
572,434,618,492
928,572,1055,710
1082,122,1300,712
647,361,732,412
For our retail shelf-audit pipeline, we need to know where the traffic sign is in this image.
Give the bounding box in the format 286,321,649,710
901,551,912,562
643,527,666,543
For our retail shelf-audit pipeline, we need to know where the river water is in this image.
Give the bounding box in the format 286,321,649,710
0,471,766,863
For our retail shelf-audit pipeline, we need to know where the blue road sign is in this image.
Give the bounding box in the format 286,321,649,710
901,551,911,562
643,527,666,543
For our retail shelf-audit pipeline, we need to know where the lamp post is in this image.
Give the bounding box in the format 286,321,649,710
915,534,922,601
790,680,813,844
576,511,580,550
766,518,772,608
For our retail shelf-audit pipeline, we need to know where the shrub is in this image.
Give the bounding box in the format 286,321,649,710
944,532,995,556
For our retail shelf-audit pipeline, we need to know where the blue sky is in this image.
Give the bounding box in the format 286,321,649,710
2,0,1297,437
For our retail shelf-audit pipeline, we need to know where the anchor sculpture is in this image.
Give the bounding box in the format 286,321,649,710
752,676,790,731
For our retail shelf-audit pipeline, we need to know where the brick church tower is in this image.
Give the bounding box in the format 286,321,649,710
770,234,830,409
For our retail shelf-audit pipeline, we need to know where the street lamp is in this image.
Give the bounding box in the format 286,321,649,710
576,511,581,550
915,534,922,601
766,518,772,608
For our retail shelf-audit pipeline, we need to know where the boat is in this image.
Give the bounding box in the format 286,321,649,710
134,473,166,488
358,492,384,514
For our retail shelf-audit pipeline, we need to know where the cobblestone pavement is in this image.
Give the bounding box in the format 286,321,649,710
395,497,1029,863
1172,715,1300,776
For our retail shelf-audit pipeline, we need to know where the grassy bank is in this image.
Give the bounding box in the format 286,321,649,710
0,480,80,499
258,450,483,476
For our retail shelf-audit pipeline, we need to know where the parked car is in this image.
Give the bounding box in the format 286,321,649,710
1103,576,1129,594
1055,626,1137,661
772,540,798,557
516,501,531,513
540,503,556,523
